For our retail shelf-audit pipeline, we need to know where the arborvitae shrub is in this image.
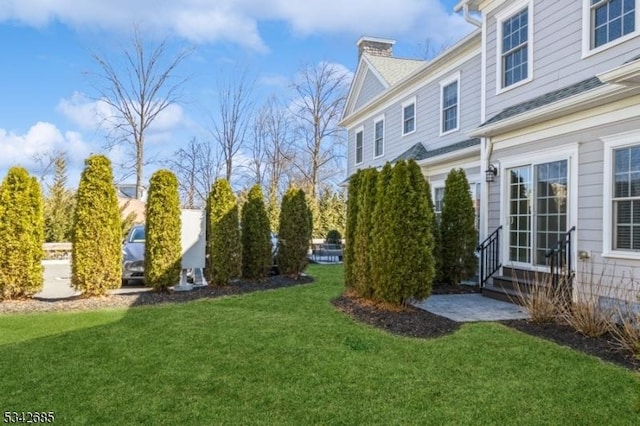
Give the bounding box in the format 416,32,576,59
353,168,378,298
369,161,435,305
0,168,45,299
71,155,122,296
144,169,182,291
205,178,241,286
325,229,342,244
277,187,313,278
344,171,362,288
241,184,272,280
440,168,478,285
369,162,394,299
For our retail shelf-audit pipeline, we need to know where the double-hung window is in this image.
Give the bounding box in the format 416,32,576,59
440,73,460,134
497,1,532,91
355,128,363,165
402,98,416,135
590,0,636,49
602,132,640,257
374,116,384,158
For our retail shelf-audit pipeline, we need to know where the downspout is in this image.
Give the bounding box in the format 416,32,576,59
454,1,482,28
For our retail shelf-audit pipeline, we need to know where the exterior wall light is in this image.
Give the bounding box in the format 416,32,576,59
485,164,498,183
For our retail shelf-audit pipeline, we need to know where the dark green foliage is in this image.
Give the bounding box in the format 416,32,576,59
440,168,478,285
44,155,75,242
325,229,342,245
145,169,182,291
71,155,122,296
352,168,378,299
277,188,313,277
241,185,272,280
369,163,394,299
205,179,241,286
343,171,362,288
0,168,45,299
370,161,435,305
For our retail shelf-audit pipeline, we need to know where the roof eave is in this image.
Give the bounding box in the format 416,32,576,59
417,145,480,167
469,83,637,138
597,58,640,86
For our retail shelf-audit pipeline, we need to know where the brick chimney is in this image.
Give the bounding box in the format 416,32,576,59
357,36,396,60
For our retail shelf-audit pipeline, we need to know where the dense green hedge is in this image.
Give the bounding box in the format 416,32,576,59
0,167,44,299
145,169,182,291
343,171,362,289
241,185,272,280
440,168,478,285
277,187,313,278
205,178,241,286
71,155,122,296
352,168,378,298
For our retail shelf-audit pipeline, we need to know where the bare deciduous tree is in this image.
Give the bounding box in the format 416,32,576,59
166,137,221,208
210,68,255,185
92,26,191,199
290,61,349,198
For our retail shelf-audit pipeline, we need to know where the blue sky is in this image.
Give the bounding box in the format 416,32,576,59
0,0,472,187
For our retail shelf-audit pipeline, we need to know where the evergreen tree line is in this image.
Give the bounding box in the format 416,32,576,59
344,161,477,306
0,154,313,300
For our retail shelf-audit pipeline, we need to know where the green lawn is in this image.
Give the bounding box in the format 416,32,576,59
1,264,638,425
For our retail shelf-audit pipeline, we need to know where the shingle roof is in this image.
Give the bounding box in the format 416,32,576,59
364,54,425,86
481,77,604,127
393,138,481,162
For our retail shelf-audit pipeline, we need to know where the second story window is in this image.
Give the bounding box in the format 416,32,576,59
440,74,460,134
374,116,384,158
355,129,363,165
402,98,416,135
590,0,636,49
501,7,529,88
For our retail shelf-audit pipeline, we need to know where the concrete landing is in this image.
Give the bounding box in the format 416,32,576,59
412,294,530,322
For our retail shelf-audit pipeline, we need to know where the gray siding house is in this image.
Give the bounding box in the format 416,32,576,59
341,0,640,307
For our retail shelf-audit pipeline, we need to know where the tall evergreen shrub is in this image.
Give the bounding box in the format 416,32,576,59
353,168,378,298
344,171,362,288
440,168,478,285
72,155,122,296
0,167,45,299
205,178,241,286
144,169,182,291
241,184,272,280
369,162,394,299
277,187,313,278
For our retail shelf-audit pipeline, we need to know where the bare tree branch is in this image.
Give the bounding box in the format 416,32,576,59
91,25,192,199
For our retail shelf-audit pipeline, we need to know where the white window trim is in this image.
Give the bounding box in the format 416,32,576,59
373,114,385,159
581,0,640,58
602,130,640,260
498,145,578,272
439,71,461,136
355,126,364,166
402,96,417,137
495,0,534,95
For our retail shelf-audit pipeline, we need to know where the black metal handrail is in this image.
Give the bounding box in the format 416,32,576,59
545,226,576,289
476,225,502,288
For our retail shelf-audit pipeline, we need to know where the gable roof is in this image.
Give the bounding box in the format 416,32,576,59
363,54,425,86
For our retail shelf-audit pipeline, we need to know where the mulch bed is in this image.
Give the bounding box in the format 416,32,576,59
0,275,314,315
333,288,639,371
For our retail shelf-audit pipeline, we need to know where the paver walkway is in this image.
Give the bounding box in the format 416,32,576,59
412,294,530,322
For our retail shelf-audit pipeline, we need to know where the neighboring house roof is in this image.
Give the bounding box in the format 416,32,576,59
363,53,425,86
481,77,604,127
394,138,481,162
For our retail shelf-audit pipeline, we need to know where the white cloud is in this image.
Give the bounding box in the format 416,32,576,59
0,122,92,173
0,0,471,50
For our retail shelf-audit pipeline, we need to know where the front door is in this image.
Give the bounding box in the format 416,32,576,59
507,160,568,267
